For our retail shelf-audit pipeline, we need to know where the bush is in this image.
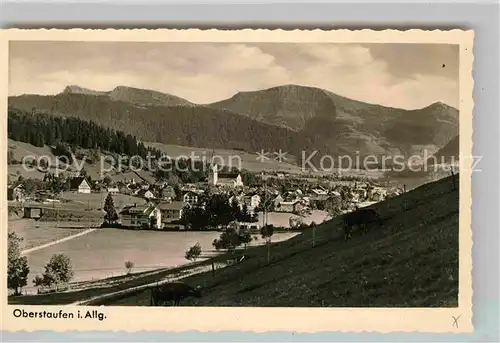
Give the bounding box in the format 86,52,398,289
124,261,134,274
185,243,202,261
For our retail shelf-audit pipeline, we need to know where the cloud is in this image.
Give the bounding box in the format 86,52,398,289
8,42,458,109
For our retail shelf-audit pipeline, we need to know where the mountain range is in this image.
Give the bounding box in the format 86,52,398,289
8,84,459,164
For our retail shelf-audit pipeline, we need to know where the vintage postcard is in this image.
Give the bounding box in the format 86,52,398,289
1,28,474,333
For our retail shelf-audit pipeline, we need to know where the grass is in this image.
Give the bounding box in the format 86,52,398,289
8,219,91,251
104,174,459,307
8,174,459,307
7,254,232,305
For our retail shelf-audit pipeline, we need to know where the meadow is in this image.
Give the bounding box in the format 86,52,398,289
8,219,90,251
105,174,459,307
13,225,299,296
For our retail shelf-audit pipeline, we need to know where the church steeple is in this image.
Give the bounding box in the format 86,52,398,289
211,163,218,186
208,149,218,186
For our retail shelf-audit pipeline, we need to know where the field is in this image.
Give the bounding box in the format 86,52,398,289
8,219,91,251
258,210,329,228
104,174,459,307
10,224,299,297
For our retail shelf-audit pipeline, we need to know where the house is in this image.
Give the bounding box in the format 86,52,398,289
229,193,245,207
69,177,92,194
309,194,330,210
311,188,328,196
236,221,260,233
273,194,284,208
369,188,387,202
119,185,132,195
276,200,303,214
119,203,161,229
244,194,261,212
160,186,176,201
182,191,199,205
7,183,25,202
139,189,155,200
23,206,42,219
158,201,189,225
107,187,119,194
154,180,167,189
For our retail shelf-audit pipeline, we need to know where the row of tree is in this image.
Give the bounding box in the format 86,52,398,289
185,224,275,260
8,108,212,186
181,193,258,230
8,108,154,157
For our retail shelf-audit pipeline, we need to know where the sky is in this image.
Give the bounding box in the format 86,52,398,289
9,41,459,109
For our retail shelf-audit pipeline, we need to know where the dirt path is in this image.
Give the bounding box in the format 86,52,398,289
72,262,229,306
21,228,97,255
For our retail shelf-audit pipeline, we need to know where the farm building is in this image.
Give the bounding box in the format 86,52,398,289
69,177,92,194
119,203,161,229
23,206,42,219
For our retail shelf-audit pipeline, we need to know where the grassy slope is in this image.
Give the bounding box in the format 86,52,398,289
108,174,459,307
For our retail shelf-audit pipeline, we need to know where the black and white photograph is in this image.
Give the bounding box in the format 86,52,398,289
2,29,474,333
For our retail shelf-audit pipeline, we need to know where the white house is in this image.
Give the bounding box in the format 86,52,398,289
182,191,199,205
119,203,161,229
137,189,155,200
244,194,261,212
236,221,260,233
158,201,189,225
70,177,91,194
311,188,328,196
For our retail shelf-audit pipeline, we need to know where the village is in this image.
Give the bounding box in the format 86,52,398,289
8,161,402,233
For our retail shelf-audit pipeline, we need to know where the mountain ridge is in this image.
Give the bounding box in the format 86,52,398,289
9,84,459,161
61,85,195,108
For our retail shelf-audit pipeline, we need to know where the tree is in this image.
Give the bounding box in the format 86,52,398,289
260,224,275,241
185,243,202,261
35,254,74,291
103,193,119,224
260,225,275,264
7,148,16,164
103,175,113,186
212,223,242,253
124,260,134,274
7,232,30,295
326,195,344,218
238,228,252,249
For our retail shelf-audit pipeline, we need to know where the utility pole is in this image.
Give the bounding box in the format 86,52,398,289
88,200,91,229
